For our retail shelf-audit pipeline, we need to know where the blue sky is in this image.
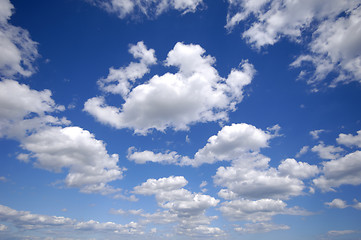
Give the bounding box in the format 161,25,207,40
1,0,361,239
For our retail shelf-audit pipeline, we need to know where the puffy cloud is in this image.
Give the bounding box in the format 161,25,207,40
0,204,143,235
21,126,124,194
0,0,38,77
97,41,157,97
325,199,348,209
295,145,309,158
278,158,319,179
234,222,290,234
310,129,325,140
0,79,124,195
337,130,361,148
91,0,203,19
314,151,361,191
133,176,222,237
128,123,272,166
84,42,255,135
353,199,361,210
311,142,343,160
227,0,361,86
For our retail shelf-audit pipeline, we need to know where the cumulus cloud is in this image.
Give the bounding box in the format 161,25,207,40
128,123,272,166
90,0,203,19
84,42,255,134
295,145,309,158
337,130,361,148
325,199,348,209
311,142,343,160
0,0,38,77
0,79,124,195
314,151,361,192
226,0,361,87
310,129,325,140
234,222,290,234
220,198,308,222
278,158,319,179
0,204,143,236
133,176,223,237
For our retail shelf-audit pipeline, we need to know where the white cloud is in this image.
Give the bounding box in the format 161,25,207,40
309,129,325,140
0,0,38,77
84,42,255,135
0,176,6,182
311,142,343,160
325,199,348,209
234,222,290,234
0,79,125,195
91,0,203,19
0,204,144,236
0,224,7,231
129,123,272,166
327,230,356,236
133,176,223,237
353,199,361,210
295,146,309,158
97,41,157,97
314,151,361,191
278,158,319,179
227,0,361,86
337,130,361,148
21,126,124,195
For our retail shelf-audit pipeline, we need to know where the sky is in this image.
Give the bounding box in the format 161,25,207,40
0,0,361,239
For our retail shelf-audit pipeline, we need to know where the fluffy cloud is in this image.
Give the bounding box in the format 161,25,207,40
309,129,325,140
133,176,223,237
227,0,361,86
0,79,124,195
84,42,255,134
314,151,361,191
278,158,319,179
128,123,272,166
220,198,308,222
311,142,343,160
0,0,38,77
0,204,143,236
337,130,361,148
21,126,124,194
91,0,203,19
325,199,348,209
234,222,290,234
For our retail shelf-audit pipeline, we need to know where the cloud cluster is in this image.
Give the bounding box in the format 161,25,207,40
0,204,144,237
226,0,361,87
0,79,124,195
0,0,38,77
85,42,255,134
91,0,203,19
133,176,224,237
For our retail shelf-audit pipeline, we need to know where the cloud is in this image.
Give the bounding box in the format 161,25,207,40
310,129,325,140
327,230,356,236
226,0,361,87
128,123,272,166
314,151,361,191
0,0,38,77
220,198,308,222
295,146,309,158
133,176,223,237
0,204,144,236
84,42,255,135
337,130,361,148
311,142,343,160
325,199,348,209
278,158,319,179
90,0,203,19
0,79,125,195
234,222,290,234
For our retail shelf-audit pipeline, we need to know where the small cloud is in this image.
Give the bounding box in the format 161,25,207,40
310,129,325,140
325,199,348,209
0,224,8,231
295,146,309,158
17,153,30,162
185,135,190,143
0,176,7,182
61,208,67,212
327,230,356,236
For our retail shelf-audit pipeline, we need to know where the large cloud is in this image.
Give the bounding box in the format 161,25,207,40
0,79,124,195
0,0,38,77
337,130,361,148
84,42,255,134
90,0,203,19
133,176,223,237
226,0,361,87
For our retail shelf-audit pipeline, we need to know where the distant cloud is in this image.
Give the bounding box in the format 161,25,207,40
234,222,289,234
90,0,203,19
311,142,344,160
85,42,255,135
337,130,361,148
0,0,38,77
295,145,309,158
325,199,348,209
226,0,361,87
309,129,325,140
327,230,356,236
